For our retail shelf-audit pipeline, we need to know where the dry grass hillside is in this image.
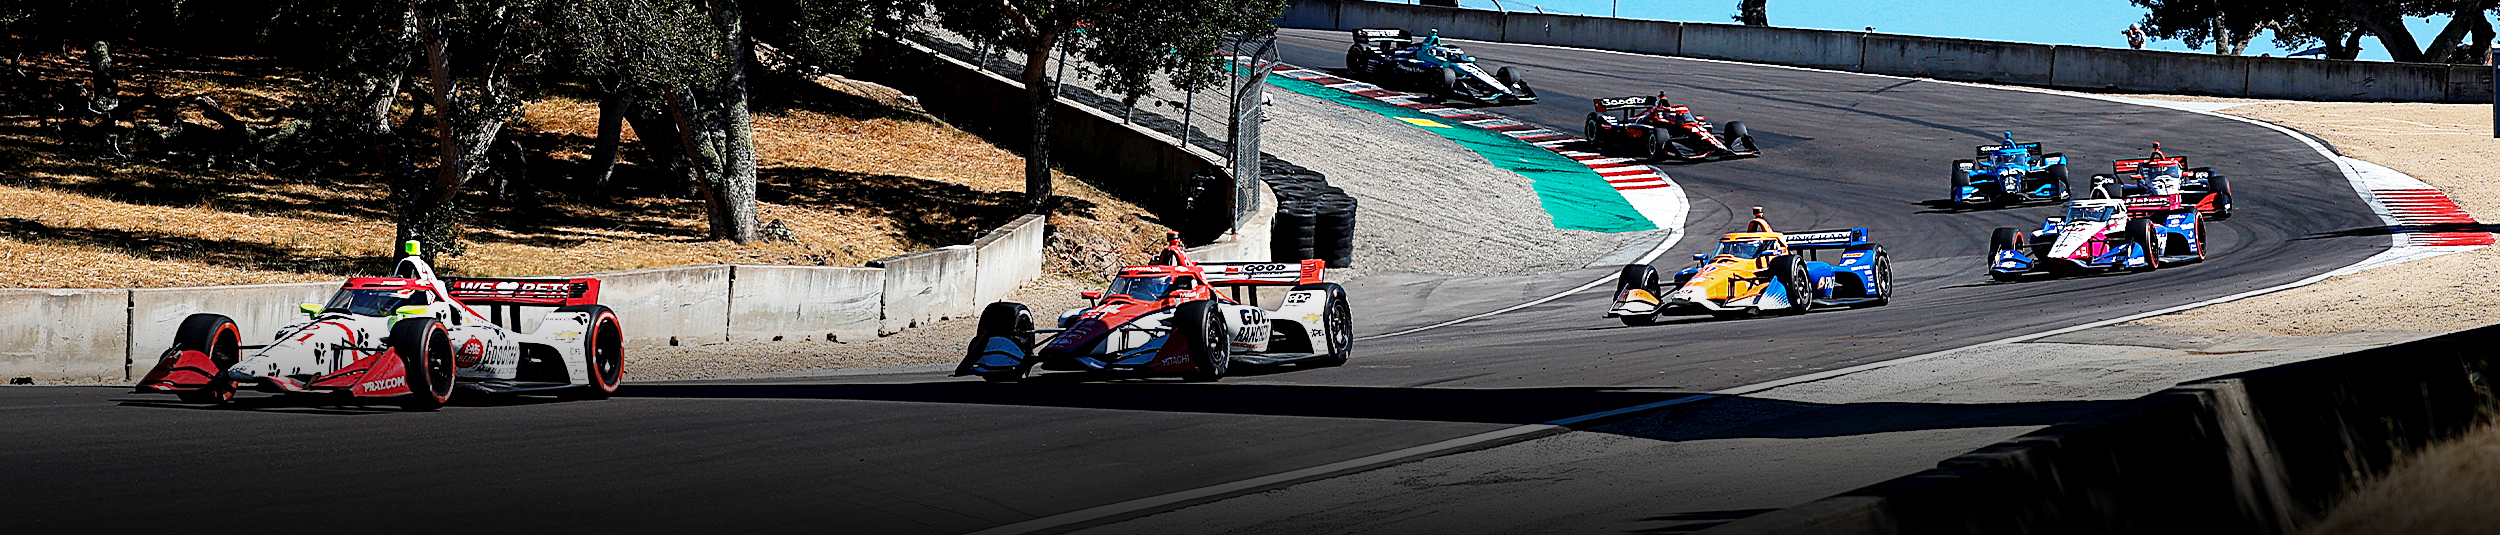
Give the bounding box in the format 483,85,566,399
0,45,1168,288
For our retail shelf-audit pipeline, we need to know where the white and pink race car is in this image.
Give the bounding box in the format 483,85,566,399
135,242,625,410
1986,196,2207,281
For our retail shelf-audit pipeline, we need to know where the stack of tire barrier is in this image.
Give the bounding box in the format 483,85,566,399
1264,156,1357,267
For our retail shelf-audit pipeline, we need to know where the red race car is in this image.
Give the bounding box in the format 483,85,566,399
1583,93,1759,161
2088,143,2234,220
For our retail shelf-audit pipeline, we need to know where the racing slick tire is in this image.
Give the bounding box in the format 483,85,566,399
558,305,624,399
1584,114,1605,146
1989,228,2028,282
1436,67,1460,98
171,314,241,404
2045,164,2072,201
1949,165,1973,207
1295,283,1354,367
1617,264,1664,327
1176,300,1233,382
1496,66,1523,93
1767,255,1813,315
393,318,457,411
969,302,1038,383
2207,174,2234,220
1643,130,1670,160
1345,46,1368,76
2127,219,2161,272
1721,121,1757,153
1866,250,1894,307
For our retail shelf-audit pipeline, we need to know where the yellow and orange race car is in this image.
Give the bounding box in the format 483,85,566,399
1608,208,1894,324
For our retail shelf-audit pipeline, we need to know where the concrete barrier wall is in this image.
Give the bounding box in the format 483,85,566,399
2247,56,2450,101
1504,13,1679,56
1675,22,1862,71
728,266,884,344
973,214,1047,305
867,245,979,335
590,265,734,348
0,289,128,382
1284,0,2490,103
125,282,334,380
1701,325,2500,534
1861,34,2054,85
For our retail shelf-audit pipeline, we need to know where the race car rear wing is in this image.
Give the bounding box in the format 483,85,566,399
1781,228,1871,249
1593,95,1657,111
443,277,603,307
1975,142,2042,158
2112,157,2184,173
1353,28,1411,42
1200,260,1326,286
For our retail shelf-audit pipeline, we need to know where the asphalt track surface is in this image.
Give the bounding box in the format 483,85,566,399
0,29,2388,534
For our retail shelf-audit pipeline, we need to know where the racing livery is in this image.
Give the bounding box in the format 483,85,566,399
1582,93,1760,161
1951,132,2073,207
2089,142,2234,220
1609,208,1893,324
957,233,1354,383
135,241,625,409
1344,28,1537,105
1987,196,2208,280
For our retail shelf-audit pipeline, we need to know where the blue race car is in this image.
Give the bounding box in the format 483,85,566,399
1344,28,1537,105
1986,196,2207,281
1950,132,2073,207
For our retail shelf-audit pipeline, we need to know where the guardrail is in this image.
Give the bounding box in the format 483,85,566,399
0,215,1047,383
1281,0,2495,103
1700,325,2500,534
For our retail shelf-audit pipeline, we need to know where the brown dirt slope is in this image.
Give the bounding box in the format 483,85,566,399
0,46,1167,288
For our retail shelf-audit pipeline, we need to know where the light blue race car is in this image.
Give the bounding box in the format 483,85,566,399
1951,132,2073,207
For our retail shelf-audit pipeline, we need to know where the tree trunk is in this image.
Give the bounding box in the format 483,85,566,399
1735,0,1767,26
1020,29,1065,213
669,0,761,244
400,2,511,261
2346,2,2424,62
2420,1,2490,63
2330,31,2364,60
2471,15,2495,64
587,89,632,201
87,40,117,119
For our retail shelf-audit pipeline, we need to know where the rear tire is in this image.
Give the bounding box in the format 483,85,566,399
171,314,239,404
1584,114,1605,148
393,318,456,411
1345,46,1368,75
1295,283,1353,367
1617,264,1663,327
1865,251,1893,307
969,302,1037,383
560,305,622,399
1176,301,1232,382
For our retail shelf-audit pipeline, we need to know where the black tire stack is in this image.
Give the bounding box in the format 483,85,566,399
1263,156,1358,268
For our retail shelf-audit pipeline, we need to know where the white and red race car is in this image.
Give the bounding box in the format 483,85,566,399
135,242,625,410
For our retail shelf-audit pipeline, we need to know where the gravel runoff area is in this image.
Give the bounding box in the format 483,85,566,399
2130,102,2500,336
1260,88,1671,277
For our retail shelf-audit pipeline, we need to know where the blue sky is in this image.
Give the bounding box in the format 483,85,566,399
1446,0,2459,62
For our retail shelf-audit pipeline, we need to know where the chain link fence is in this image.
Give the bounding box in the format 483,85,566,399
911,29,1276,232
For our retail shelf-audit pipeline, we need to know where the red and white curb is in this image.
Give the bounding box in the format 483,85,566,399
1274,67,1686,231
2338,157,2493,252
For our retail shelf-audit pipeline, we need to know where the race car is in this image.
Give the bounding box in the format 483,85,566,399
2087,142,2234,220
1582,93,1759,161
1608,208,1893,324
956,233,1354,383
1986,196,2207,281
134,241,625,409
1950,132,2073,207
1344,28,1537,105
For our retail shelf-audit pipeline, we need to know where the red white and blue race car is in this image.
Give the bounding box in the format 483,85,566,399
1987,196,2207,280
1582,93,1759,161
2087,143,2235,220
135,242,625,410
956,234,1354,383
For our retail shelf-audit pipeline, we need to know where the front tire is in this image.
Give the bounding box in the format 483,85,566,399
393,318,456,411
1767,255,1813,315
1176,301,1232,382
1949,164,1973,207
2206,174,2234,220
1618,264,1663,327
2044,163,2071,201
171,314,240,404
1865,251,1893,307
1295,283,1353,367
1989,228,2027,282
2127,219,2161,272
969,302,1037,383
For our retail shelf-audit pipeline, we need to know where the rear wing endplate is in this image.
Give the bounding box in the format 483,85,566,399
1201,260,1325,286
443,277,602,307
1782,228,1870,249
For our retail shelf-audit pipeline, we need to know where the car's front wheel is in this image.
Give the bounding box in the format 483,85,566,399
393,318,456,411
1177,301,1232,382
